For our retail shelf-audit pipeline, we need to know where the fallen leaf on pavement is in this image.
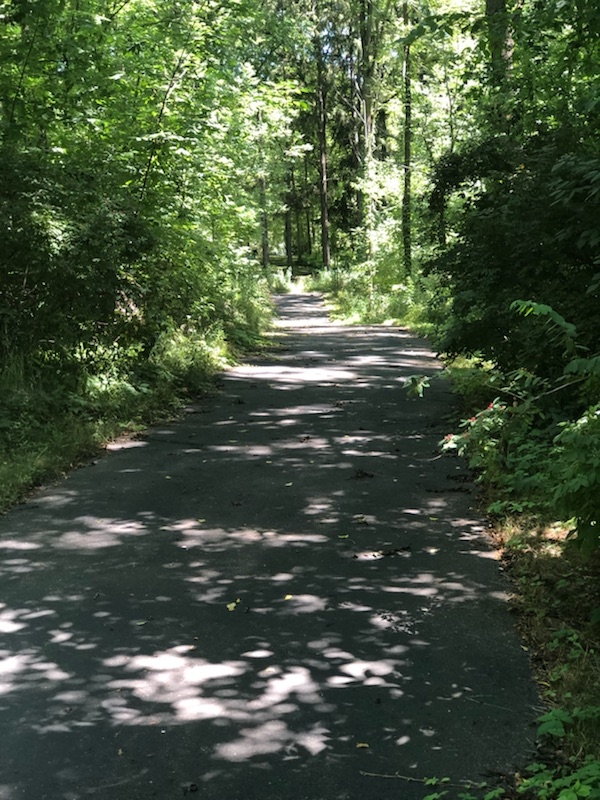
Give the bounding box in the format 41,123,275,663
350,469,374,480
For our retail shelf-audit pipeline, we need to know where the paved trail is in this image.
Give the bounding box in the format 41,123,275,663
0,294,538,800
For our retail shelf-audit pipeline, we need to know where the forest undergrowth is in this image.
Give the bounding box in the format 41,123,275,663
442,364,600,800
0,290,274,512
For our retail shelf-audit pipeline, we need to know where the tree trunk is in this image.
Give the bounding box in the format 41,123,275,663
285,171,294,271
485,0,512,85
401,0,412,275
313,12,331,269
359,0,375,163
291,164,303,260
259,174,270,270
358,0,375,253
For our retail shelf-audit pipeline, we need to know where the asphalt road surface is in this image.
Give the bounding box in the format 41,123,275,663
0,293,539,800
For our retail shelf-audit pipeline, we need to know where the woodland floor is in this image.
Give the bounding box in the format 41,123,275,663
0,293,540,800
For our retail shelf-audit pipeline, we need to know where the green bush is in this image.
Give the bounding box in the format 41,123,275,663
553,404,600,554
425,136,600,379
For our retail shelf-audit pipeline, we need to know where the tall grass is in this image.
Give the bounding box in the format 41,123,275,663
307,265,439,336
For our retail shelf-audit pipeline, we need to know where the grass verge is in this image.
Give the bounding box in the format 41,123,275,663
0,382,181,511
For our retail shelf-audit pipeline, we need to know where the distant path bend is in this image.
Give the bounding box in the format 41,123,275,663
0,292,538,800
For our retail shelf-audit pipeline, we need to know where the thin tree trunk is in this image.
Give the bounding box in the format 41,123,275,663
259,174,270,270
359,0,375,166
291,165,303,259
8,12,42,129
485,0,515,131
358,0,375,253
314,15,331,269
304,156,313,257
485,0,511,85
443,62,456,153
285,172,293,271
317,92,331,268
348,27,363,235
138,44,190,205
401,0,412,275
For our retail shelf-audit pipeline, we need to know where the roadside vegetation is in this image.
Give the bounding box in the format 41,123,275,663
0,304,272,510
440,355,600,800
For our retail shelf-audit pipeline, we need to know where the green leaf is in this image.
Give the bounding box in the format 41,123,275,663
537,708,573,738
405,375,431,399
564,356,600,376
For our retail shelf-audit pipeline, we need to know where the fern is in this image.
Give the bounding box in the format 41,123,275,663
510,300,578,357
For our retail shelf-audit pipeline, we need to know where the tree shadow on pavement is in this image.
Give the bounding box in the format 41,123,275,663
0,295,538,800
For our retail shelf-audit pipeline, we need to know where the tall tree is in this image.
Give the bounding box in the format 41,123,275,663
312,0,331,268
401,0,412,274
485,0,512,87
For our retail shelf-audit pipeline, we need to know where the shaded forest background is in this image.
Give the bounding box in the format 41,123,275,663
1,1,599,791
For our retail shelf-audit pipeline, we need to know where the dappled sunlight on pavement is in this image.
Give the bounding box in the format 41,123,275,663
0,294,537,800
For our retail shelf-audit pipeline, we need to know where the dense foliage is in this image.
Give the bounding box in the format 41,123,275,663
421,1,600,558
0,0,291,363
0,0,295,502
